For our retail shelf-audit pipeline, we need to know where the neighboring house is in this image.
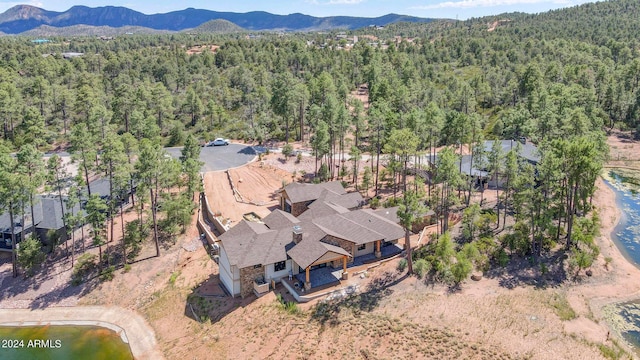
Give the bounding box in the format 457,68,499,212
0,202,41,251
219,182,405,298
458,139,540,188
0,177,133,252
88,177,135,208
0,195,80,252
279,181,364,216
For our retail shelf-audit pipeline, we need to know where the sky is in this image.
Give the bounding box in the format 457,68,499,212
1,0,598,20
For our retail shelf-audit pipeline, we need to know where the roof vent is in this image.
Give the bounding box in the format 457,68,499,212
293,225,303,234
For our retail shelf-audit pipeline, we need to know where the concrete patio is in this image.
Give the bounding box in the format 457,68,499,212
284,243,404,301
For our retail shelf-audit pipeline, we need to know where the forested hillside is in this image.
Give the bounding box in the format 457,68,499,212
0,4,434,34
0,0,636,277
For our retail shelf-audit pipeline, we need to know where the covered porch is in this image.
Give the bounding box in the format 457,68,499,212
285,241,403,297
287,240,351,291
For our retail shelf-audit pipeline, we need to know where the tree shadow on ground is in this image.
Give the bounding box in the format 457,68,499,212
612,130,636,143
0,252,102,310
183,273,250,324
309,271,405,327
237,146,257,155
484,251,567,290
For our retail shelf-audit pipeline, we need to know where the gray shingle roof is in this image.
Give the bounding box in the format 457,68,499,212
314,214,385,245
344,209,405,241
282,181,346,203
262,209,300,230
297,201,349,222
219,220,293,268
0,195,84,235
483,140,540,163
220,181,405,270
372,207,400,223
322,190,364,209
455,140,540,178
287,239,351,270
0,202,41,235
457,155,489,177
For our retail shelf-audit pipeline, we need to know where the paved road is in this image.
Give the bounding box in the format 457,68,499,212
165,143,257,172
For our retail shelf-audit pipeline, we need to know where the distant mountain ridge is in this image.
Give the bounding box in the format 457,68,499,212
0,5,435,34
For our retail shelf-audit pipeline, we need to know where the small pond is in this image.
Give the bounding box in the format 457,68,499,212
0,325,133,360
603,171,640,355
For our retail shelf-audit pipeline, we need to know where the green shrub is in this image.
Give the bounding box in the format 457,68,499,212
72,253,98,285
100,265,115,282
276,293,301,315
169,271,181,285
599,339,628,360
414,259,431,279
540,262,549,276
397,258,407,272
549,293,576,321
495,248,510,267
282,143,293,158
451,253,472,285
17,236,45,276
318,163,329,181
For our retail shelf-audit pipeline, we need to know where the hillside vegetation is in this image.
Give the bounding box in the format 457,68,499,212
0,0,636,293
190,19,245,34
0,4,434,34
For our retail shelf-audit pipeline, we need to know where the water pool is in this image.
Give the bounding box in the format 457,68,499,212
0,325,133,360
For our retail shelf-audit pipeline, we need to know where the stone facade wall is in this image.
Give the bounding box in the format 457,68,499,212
239,265,265,298
281,191,312,217
291,202,308,217
323,235,356,263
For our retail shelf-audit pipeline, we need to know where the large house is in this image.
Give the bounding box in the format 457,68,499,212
0,177,133,252
458,140,540,188
219,182,405,298
279,181,364,216
0,195,81,251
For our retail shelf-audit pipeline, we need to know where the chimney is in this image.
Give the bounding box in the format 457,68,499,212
292,225,303,244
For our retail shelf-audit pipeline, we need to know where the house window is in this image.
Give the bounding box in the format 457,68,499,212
254,264,262,269
357,244,366,251
274,261,286,272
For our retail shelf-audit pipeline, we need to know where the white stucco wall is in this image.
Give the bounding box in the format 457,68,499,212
355,242,374,257
219,246,240,296
265,259,292,283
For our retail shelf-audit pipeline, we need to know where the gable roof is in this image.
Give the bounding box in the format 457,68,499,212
220,182,404,269
297,200,350,222
372,207,400,223
458,155,489,177
0,202,43,235
262,209,300,230
37,195,82,230
321,190,364,209
219,220,293,268
314,214,386,245
287,239,351,270
0,195,84,235
483,140,540,163
343,209,406,241
282,181,346,203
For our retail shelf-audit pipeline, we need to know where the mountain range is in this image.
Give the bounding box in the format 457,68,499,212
0,5,435,34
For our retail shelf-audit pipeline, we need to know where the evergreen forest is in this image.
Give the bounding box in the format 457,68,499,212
1,0,637,282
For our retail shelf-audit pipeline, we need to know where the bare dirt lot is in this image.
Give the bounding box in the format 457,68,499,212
3,132,640,360
203,162,291,223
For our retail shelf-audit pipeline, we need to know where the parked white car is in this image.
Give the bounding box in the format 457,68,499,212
208,138,229,146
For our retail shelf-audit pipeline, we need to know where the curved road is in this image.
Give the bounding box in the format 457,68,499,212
165,143,257,172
